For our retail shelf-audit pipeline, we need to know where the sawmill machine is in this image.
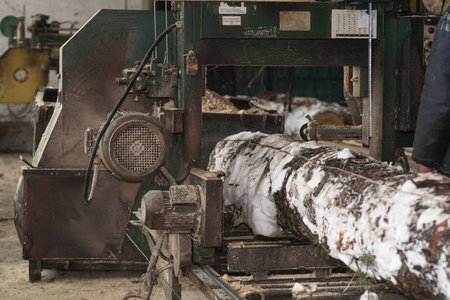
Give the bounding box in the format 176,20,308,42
0,14,74,147
14,1,436,299
0,13,74,104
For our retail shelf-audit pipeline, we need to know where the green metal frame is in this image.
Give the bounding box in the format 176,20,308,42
177,1,433,161
130,0,437,265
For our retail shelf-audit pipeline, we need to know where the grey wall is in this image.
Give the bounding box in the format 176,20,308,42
0,0,144,151
0,0,143,55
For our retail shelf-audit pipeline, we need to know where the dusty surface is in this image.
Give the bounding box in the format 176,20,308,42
201,90,269,115
0,152,207,300
202,90,239,113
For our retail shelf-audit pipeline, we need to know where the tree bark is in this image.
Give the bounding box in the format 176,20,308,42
208,132,450,300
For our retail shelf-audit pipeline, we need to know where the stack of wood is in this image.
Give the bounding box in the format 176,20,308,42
208,132,450,300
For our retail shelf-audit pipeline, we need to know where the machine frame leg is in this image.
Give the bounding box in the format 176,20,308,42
29,259,42,282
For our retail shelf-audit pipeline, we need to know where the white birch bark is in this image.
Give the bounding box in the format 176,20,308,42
208,132,450,300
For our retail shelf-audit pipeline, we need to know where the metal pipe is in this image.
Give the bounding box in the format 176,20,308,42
368,3,373,137
198,265,242,300
153,0,158,60
159,166,177,185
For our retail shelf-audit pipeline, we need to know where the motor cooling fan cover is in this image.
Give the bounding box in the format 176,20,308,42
100,113,167,181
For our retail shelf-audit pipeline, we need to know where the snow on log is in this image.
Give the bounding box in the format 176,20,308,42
208,132,450,300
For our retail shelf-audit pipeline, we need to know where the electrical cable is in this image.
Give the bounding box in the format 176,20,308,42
83,23,178,205
144,232,166,300
128,221,172,262
142,227,172,263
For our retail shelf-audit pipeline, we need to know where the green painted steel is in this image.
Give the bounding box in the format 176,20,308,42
201,2,386,39
234,66,345,103
196,0,427,161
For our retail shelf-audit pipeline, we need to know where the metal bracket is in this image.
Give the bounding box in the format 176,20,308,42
302,116,362,141
84,127,99,155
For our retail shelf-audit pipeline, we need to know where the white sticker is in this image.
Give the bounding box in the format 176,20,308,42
222,16,241,26
358,10,369,28
219,2,246,15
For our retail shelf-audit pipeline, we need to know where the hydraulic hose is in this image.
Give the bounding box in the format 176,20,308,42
83,22,178,205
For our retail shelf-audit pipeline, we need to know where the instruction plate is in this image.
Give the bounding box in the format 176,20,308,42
331,9,377,39
280,11,311,31
222,16,241,26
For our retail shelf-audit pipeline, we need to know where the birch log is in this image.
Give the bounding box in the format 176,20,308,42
208,132,450,300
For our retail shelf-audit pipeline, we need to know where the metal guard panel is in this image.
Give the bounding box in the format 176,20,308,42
35,10,176,168
20,169,140,259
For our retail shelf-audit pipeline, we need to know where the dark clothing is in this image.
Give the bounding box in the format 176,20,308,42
412,7,450,176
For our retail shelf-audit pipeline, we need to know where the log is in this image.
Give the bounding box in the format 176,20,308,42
256,96,352,137
208,132,450,300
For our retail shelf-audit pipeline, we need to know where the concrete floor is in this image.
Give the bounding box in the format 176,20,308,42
0,152,208,300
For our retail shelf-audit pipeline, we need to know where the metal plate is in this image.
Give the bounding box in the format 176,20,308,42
280,11,311,31
17,168,140,259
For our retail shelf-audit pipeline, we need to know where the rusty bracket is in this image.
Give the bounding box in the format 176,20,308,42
84,127,99,155
305,118,362,141
185,50,199,76
162,107,183,147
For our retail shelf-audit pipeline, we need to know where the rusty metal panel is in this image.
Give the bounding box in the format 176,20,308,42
227,241,345,273
17,168,140,259
188,168,223,248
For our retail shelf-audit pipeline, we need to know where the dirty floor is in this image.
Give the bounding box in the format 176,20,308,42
0,152,207,300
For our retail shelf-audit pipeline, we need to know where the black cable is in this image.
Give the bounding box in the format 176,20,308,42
83,23,178,205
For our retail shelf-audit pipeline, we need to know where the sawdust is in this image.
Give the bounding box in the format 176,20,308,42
201,90,269,115
202,90,240,113
219,274,257,293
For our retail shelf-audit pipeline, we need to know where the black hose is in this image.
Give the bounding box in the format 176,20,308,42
83,23,178,205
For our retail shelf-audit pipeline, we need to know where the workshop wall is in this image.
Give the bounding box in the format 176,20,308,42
0,0,142,55
0,0,143,151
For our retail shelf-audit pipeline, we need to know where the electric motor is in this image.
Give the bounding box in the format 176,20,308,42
99,112,167,181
